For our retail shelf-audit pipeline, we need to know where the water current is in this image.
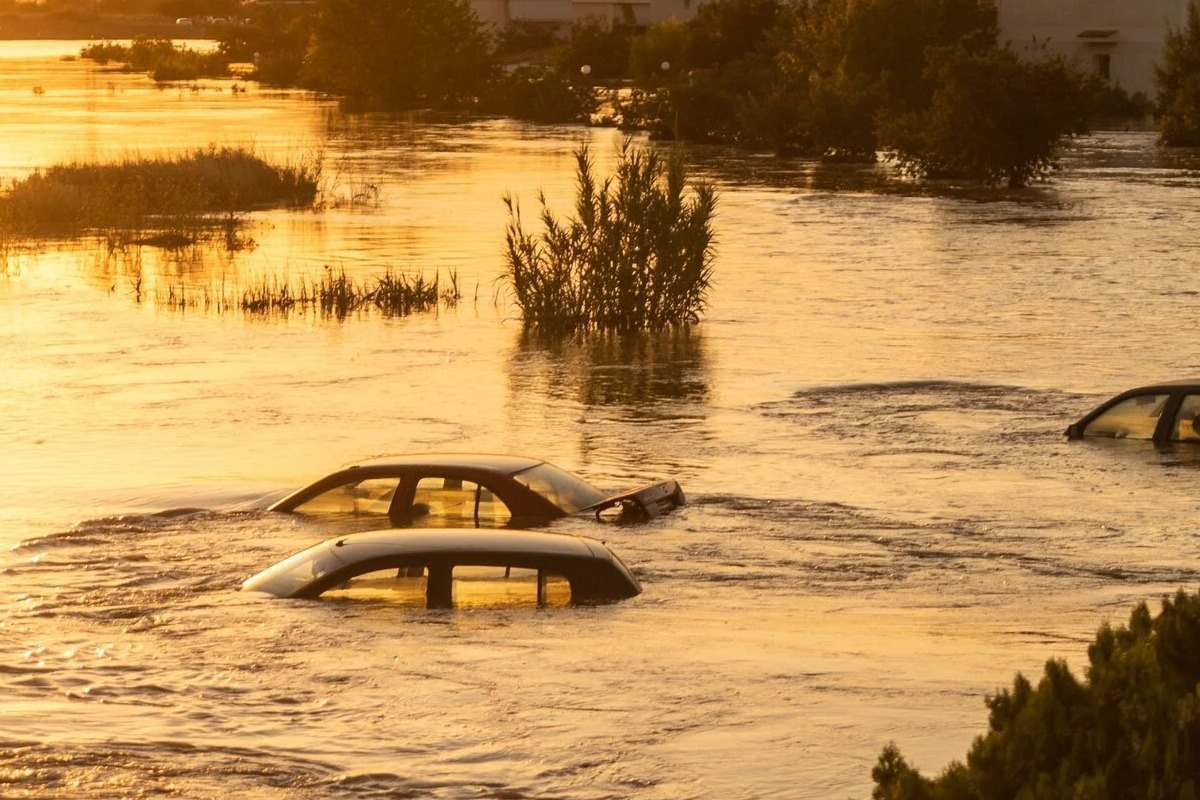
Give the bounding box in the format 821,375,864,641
2,40,1200,799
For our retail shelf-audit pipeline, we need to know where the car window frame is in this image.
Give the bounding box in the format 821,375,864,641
292,552,628,606
1073,388,1187,442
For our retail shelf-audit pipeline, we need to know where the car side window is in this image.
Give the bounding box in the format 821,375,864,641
450,566,571,608
292,478,400,516
1082,393,1169,439
320,567,427,606
318,565,570,608
1170,394,1200,441
411,477,512,527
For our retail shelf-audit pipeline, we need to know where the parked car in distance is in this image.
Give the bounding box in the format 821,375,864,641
268,454,685,529
1066,380,1200,442
242,528,642,608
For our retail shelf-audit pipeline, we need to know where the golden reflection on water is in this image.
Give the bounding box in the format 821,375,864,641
9,44,1200,800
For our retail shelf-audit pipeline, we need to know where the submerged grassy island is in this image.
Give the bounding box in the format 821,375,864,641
0,145,319,246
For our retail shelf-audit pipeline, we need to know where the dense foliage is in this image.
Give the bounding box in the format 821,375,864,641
77,0,1098,185
81,37,230,81
217,3,313,86
881,45,1091,187
503,141,716,333
617,0,1091,185
303,0,495,109
872,589,1200,799
1155,0,1200,146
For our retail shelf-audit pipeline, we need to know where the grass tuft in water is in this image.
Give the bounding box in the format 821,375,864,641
210,267,452,319
503,138,717,334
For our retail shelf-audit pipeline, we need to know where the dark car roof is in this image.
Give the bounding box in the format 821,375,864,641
1109,380,1200,392
342,453,545,474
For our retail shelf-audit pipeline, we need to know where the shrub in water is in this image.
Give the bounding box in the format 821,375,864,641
503,139,716,333
872,588,1200,799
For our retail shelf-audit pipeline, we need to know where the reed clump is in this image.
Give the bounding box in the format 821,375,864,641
503,139,716,333
0,146,320,242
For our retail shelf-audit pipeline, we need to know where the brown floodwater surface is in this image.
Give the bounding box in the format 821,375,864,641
3,42,1200,799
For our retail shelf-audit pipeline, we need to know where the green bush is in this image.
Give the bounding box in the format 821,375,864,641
1156,0,1200,146
304,0,496,110
503,140,716,333
483,65,597,124
80,37,230,80
872,588,1200,800
880,45,1090,187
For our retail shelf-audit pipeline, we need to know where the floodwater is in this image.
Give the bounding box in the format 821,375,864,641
3,41,1200,799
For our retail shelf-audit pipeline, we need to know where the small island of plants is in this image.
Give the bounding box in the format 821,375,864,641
0,145,318,246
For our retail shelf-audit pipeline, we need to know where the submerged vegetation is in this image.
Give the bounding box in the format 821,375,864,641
0,146,319,246
503,140,716,333
80,38,231,81
873,589,1200,799
235,267,459,317
131,265,462,319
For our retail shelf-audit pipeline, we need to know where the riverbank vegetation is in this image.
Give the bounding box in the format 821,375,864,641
872,589,1200,799
0,146,319,246
65,0,1182,181
1155,1,1200,146
205,0,1101,187
503,140,715,333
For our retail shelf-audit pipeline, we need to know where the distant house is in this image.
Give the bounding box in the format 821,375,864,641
473,0,574,35
995,0,1191,98
471,0,707,34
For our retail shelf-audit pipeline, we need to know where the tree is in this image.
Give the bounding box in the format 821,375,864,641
872,589,1200,799
1155,0,1200,146
304,0,496,110
880,45,1090,187
216,3,314,86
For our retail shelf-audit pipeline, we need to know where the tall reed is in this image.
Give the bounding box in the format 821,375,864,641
504,139,716,333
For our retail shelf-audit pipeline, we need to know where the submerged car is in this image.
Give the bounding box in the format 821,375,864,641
242,528,642,608
268,454,685,528
1066,380,1200,442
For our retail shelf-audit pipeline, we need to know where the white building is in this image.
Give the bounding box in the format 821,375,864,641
471,0,705,34
472,0,576,33
995,0,1191,98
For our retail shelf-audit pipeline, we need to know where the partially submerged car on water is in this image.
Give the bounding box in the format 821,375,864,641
1066,380,1200,442
268,454,685,528
242,528,642,608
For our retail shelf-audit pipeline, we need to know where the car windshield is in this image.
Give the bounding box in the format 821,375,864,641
242,542,344,597
511,462,607,513
1083,393,1169,439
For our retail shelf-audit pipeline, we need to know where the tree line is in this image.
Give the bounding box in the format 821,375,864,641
80,0,1200,187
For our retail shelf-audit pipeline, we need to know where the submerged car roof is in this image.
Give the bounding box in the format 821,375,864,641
323,527,606,560
338,454,546,473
